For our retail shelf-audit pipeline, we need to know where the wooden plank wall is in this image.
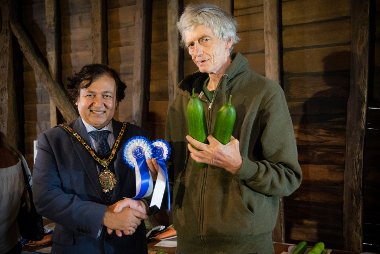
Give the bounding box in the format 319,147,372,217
108,0,136,122
60,0,92,80
149,0,168,139
282,0,351,249
234,0,265,75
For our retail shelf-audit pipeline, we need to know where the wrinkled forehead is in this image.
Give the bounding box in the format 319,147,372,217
183,25,216,43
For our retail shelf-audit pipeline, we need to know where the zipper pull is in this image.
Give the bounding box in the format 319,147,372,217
208,101,213,110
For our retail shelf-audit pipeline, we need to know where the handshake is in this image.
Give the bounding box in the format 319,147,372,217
103,157,159,237
103,197,148,237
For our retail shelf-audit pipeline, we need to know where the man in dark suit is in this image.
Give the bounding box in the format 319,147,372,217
32,64,158,254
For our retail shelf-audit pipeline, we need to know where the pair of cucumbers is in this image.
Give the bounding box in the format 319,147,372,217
187,89,236,146
292,241,325,254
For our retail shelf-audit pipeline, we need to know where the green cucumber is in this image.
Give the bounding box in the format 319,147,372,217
213,94,236,145
307,242,325,254
187,88,207,143
187,88,207,168
292,241,307,254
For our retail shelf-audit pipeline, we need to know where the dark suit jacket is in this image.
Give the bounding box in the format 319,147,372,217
32,118,148,254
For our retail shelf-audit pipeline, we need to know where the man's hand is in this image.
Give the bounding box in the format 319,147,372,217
112,198,147,214
146,158,159,181
104,198,148,237
186,135,242,174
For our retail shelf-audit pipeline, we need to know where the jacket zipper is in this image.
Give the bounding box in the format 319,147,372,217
197,77,224,246
197,91,208,245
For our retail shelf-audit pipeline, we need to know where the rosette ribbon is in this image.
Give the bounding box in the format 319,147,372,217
122,136,171,210
150,139,171,210
122,136,153,199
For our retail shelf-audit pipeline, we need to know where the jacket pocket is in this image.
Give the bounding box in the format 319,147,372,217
202,174,257,237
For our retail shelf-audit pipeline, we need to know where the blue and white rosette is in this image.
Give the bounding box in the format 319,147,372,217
122,136,153,199
150,139,171,210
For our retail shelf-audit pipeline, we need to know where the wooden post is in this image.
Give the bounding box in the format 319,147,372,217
0,0,18,146
45,0,60,127
344,0,369,252
91,0,107,64
167,0,180,102
132,0,148,126
264,0,281,83
264,0,284,243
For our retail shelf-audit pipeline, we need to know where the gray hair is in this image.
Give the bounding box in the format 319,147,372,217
177,3,240,52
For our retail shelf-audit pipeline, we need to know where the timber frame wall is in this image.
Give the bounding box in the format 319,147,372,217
0,0,379,252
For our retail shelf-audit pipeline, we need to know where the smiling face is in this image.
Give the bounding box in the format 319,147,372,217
76,74,117,129
184,25,232,75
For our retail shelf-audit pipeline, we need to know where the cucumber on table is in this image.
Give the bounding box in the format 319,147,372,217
291,240,307,254
307,242,325,254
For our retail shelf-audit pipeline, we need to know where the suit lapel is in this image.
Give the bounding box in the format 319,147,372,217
111,120,131,198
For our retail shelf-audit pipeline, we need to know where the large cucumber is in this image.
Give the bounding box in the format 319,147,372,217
187,88,207,143
213,94,236,145
292,241,307,254
187,89,208,168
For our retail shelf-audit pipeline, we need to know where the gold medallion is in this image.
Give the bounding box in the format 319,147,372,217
60,122,127,194
99,169,117,193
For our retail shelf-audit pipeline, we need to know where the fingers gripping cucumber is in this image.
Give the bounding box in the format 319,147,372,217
213,94,236,145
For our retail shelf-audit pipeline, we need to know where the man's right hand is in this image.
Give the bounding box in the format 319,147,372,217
103,198,148,237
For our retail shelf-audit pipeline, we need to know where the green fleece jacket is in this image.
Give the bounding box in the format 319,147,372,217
165,53,302,254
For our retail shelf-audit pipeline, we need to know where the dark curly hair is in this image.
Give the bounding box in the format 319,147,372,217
67,64,126,103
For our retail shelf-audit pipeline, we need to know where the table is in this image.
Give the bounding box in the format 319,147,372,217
147,241,355,254
23,237,355,254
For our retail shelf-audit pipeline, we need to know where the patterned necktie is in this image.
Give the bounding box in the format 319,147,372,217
89,130,111,157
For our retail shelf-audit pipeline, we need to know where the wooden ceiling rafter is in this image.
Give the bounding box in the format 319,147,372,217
9,0,78,123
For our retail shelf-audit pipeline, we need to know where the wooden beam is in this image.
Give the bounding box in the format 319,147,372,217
0,0,11,133
264,0,284,243
344,0,369,252
45,0,60,127
0,0,18,146
91,0,107,64
264,0,281,83
10,20,78,123
167,0,179,102
132,0,148,126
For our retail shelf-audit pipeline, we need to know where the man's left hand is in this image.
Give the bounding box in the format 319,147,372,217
186,135,242,174
146,158,159,180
